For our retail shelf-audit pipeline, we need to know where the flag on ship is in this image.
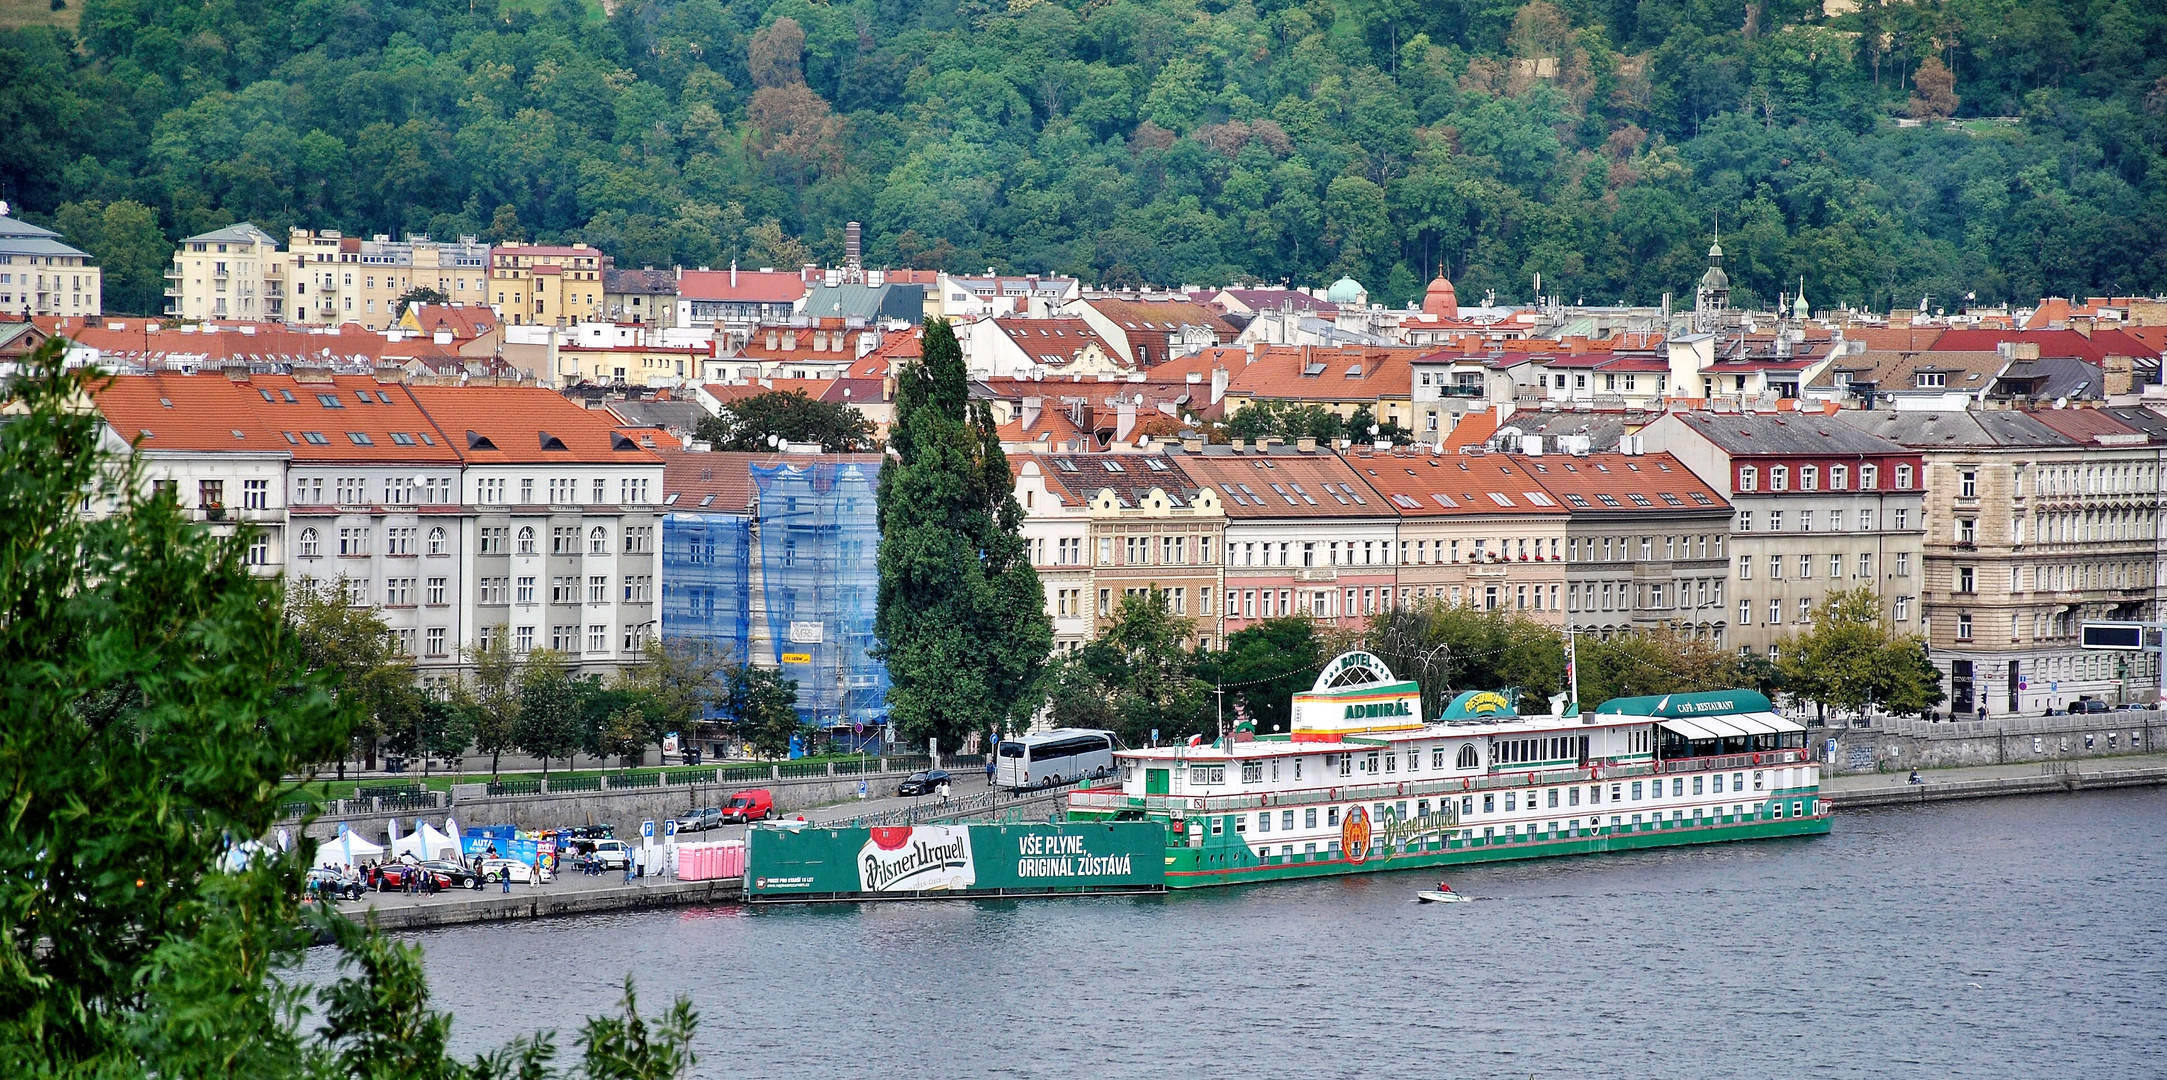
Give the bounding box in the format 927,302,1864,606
1186,733,1204,747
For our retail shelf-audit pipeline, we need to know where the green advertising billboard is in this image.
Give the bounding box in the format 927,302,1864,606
746,822,1165,899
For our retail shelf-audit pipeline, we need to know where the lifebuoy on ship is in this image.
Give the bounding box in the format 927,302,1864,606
1397,782,1406,796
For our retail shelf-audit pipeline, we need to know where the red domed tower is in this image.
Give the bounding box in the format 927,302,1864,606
1421,270,1458,319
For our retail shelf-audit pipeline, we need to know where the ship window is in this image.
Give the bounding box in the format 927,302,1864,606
1631,781,1643,800
1482,795,1495,813
1457,744,1478,769
1611,784,1623,802
1673,778,1684,797
1569,787,1581,806
1461,797,1473,816
1733,772,1744,791
1693,776,1704,795
1752,771,1763,790
1327,807,1340,827
1282,810,1295,831
1257,813,1270,833
1547,788,1559,808
1304,809,1317,829
1712,774,1724,793
1505,792,1517,812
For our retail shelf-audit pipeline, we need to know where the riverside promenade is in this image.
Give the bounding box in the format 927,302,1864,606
1821,752,2167,809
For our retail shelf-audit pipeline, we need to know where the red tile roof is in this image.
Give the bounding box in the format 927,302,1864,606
1211,345,1420,402
404,304,497,339
1514,452,1730,515
408,385,662,465
1345,450,1570,518
993,317,1117,368
1171,449,1395,520
1932,328,2159,363
94,373,281,452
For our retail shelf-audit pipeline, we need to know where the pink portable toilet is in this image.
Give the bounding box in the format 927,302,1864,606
690,844,711,880
721,841,745,879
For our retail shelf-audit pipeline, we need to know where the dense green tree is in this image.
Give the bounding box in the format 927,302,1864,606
287,575,411,769
463,628,523,776
1365,601,1567,716
1574,627,1738,709
727,664,802,758
874,318,1051,755
515,649,583,775
1047,590,1213,747
1777,587,1945,718
52,198,169,315
694,389,878,453
0,330,702,1080
1196,618,1330,736
4,0,2164,310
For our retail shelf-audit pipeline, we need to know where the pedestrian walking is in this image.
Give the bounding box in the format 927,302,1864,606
937,779,951,807
529,860,540,889
985,758,995,786
500,866,512,893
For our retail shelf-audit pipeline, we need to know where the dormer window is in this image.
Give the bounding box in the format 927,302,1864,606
1916,371,1947,388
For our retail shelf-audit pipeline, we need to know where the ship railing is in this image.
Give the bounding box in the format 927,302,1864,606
1658,749,1806,773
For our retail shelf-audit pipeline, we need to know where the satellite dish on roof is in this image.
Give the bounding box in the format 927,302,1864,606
2053,397,2068,409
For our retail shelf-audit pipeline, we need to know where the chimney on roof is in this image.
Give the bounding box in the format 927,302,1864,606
1210,366,1229,405
1022,396,1042,431
1116,400,1136,443
1296,437,1317,453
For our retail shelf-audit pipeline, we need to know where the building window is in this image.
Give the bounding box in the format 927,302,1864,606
298,528,319,558
517,576,535,604
1769,466,1789,492
1739,600,1752,625
427,527,447,555
588,624,607,652
1956,612,1973,641
1894,596,1910,621
1799,466,1818,491
1738,466,1757,492
1957,519,1976,544
242,479,269,510
1958,566,1974,593
516,626,534,653
1738,554,1751,580
1860,464,1877,489
1895,465,1913,489
426,627,446,656
1894,508,1909,530
552,527,576,554
246,535,270,565
426,577,446,605
1960,469,1977,498
588,575,607,603
1768,600,1782,625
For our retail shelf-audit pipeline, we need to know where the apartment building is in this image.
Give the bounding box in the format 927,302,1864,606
88,374,661,684
1011,457,1097,652
1020,452,1226,648
489,244,611,326
1175,444,1397,635
166,224,283,321
410,386,663,674
1536,451,1733,642
1837,409,2162,714
90,372,289,574
0,210,102,318
1642,410,1926,659
286,231,491,330
1342,448,1568,620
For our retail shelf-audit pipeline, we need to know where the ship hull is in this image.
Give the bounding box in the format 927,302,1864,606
1152,810,1830,889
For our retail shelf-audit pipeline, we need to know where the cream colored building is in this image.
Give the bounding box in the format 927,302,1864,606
287,230,489,330
1838,410,2162,716
0,210,102,318
165,224,282,322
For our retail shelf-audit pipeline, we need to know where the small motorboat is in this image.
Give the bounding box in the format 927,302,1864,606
1416,885,1471,904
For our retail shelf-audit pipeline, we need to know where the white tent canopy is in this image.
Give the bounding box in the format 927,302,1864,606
316,825,385,868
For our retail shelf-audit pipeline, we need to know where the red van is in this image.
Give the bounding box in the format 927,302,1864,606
719,789,774,823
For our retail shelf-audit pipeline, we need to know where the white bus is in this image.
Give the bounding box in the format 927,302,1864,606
995,729,1116,789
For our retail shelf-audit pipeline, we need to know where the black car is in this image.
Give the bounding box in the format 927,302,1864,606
675,807,723,832
419,859,483,890
897,769,952,797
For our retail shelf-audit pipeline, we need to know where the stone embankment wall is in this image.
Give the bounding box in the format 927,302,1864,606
299,765,928,842
1820,709,2164,774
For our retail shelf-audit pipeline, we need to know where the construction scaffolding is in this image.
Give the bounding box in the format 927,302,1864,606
659,510,753,669
753,458,889,728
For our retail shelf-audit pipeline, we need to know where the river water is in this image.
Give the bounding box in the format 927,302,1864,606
311,788,2167,1079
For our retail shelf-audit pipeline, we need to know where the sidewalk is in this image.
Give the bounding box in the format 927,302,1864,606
1822,752,2167,795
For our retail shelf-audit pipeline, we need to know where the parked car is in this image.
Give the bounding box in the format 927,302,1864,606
719,789,774,823
307,867,365,900
2074,699,2112,714
588,839,633,871
479,857,554,884
420,859,483,890
675,807,724,833
2111,702,2152,712
897,769,952,797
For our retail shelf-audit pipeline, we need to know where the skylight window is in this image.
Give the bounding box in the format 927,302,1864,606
1596,493,1621,507
303,432,330,445
1523,491,1556,506
1055,458,1079,472
1390,493,1421,509
317,394,344,409
1488,492,1514,507
280,389,297,403
390,432,416,445
282,432,300,445
1628,493,1652,506
1689,492,1714,505
1102,460,1123,473
347,432,374,446
1146,458,1168,471
1430,493,1457,508
1660,492,1683,506
1219,483,1247,505
1288,482,1317,505
1564,493,1590,507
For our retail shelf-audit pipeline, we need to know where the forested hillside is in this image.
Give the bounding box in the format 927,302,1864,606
4,0,2165,316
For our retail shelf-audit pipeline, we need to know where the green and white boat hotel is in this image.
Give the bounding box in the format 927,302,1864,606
1065,651,1829,888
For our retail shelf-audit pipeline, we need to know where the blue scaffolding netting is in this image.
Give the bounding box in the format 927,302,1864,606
753,459,889,728
659,510,753,673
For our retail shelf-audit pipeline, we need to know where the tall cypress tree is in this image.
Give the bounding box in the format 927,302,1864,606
874,319,1051,754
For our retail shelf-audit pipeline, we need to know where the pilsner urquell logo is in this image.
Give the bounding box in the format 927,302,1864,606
858,826,976,892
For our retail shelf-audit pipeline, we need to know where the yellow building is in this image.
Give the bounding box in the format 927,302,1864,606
165,223,283,322
489,244,610,326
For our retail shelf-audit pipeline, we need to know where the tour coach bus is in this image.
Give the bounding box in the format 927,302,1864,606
995,729,1117,789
